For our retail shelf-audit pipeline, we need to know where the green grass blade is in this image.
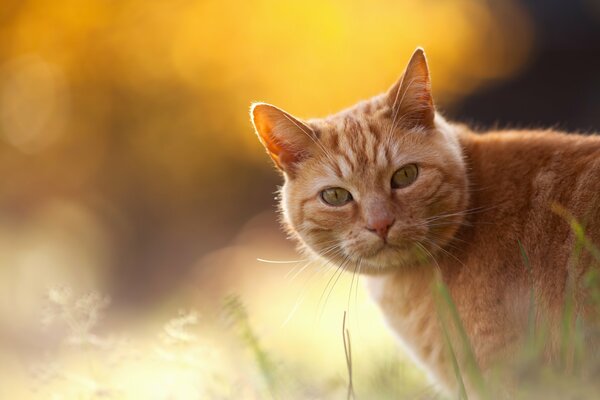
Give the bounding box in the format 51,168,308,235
438,314,469,400
518,241,538,350
435,279,489,399
223,295,279,398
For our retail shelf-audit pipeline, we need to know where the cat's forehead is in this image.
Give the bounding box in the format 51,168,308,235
308,103,389,143
314,96,390,127
303,114,420,184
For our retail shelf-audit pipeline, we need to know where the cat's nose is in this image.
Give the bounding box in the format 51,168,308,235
366,216,395,240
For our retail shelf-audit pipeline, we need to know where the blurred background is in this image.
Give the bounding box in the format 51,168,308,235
0,0,598,398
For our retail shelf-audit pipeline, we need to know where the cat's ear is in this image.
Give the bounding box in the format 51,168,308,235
251,102,316,174
386,48,435,129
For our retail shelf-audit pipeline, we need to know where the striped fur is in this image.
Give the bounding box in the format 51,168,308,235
250,48,600,396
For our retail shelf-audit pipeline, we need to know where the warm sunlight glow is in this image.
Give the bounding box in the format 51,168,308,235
0,0,541,398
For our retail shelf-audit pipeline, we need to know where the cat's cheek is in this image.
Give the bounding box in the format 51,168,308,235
426,185,463,217
388,223,428,245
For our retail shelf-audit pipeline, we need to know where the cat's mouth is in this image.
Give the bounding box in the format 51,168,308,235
371,241,413,257
366,243,397,259
312,235,430,274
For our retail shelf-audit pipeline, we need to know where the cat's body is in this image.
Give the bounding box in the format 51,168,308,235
250,48,600,395
368,127,600,391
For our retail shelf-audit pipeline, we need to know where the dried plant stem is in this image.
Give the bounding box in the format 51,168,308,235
342,311,355,400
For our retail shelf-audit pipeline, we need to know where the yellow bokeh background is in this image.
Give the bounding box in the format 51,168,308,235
0,1,536,398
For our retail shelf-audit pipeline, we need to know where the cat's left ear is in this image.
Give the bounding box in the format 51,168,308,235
251,102,316,174
386,48,435,129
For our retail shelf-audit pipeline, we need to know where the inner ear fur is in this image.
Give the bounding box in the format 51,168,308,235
251,102,316,173
386,48,435,129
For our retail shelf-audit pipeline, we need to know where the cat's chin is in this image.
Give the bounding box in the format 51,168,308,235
358,252,426,275
321,243,430,276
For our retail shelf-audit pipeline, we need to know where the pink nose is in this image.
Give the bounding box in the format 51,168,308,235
366,216,395,240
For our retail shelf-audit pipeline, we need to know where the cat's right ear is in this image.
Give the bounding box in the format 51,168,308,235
250,102,315,174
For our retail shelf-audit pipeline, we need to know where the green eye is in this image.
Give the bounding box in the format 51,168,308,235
391,164,419,189
320,187,353,206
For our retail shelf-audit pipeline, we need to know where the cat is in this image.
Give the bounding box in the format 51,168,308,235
250,47,600,396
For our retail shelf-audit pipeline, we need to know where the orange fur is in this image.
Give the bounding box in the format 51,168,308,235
250,48,600,395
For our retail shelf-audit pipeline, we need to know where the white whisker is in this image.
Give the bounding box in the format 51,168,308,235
257,258,306,264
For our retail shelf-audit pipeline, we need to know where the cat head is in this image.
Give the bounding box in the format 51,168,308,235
251,48,468,274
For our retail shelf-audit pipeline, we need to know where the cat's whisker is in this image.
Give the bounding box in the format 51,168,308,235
284,249,347,327
420,209,495,231
432,231,472,251
346,257,360,318
425,220,474,228
317,253,353,322
316,252,348,304
424,212,472,224
285,243,342,281
353,257,363,331
314,238,345,248
290,246,343,282
284,255,323,284
425,230,469,247
284,254,323,281
422,236,466,268
428,204,499,221
257,258,306,264
286,268,329,328
286,259,318,282
415,241,441,271
280,288,308,328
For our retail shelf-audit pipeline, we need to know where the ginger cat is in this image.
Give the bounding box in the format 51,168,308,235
250,48,600,396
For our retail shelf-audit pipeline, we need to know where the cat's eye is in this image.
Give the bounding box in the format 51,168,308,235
391,164,419,189
320,187,353,206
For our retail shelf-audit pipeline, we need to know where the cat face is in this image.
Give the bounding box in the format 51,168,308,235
251,49,468,274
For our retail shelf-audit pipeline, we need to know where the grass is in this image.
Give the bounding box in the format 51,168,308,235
223,294,280,398
26,272,600,399
14,208,600,399
342,311,355,400
224,241,600,400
